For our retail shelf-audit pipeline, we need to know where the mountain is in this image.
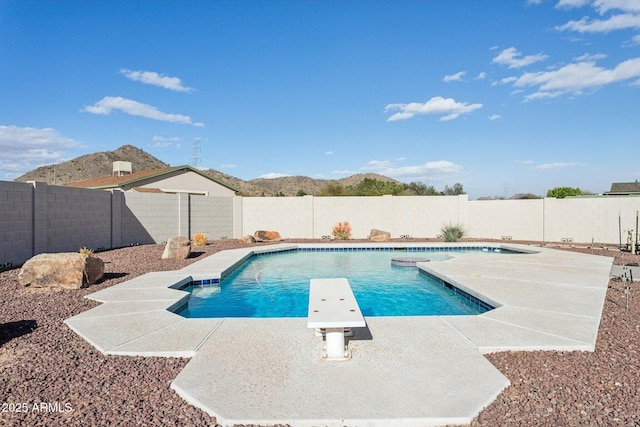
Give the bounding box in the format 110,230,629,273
14,145,168,186
241,173,402,196
13,145,402,196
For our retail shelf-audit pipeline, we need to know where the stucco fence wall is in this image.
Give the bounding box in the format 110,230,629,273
113,192,236,245
3,180,640,268
0,181,237,267
0,182,114,267
242,194,640,244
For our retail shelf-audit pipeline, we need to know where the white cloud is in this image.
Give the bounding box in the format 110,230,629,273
492,47,548,69
361,159,463,180
514,57,640,97
332,169,358,175
258,172,291,179
592,0,640,14
384,96,482,122
488,114,501,120
220,163,236,169
325,150,334,155
524,90,564,101
476,72,487,80
120,69,193,92
533,162,585,170
623,33,640,46
574,52,608,61
366,160,394,169
443,71,466,82
496,76,518,86
0,125,84,179
556,13,640,33
150,135,183,148
84,96,204,127
556,0,591,9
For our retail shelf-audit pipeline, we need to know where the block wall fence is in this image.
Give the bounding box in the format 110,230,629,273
2,180,640,267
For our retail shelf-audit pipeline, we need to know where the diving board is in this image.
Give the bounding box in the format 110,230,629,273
307,278,365,360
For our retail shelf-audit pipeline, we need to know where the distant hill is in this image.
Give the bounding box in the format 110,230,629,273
241,173,402,197
14,145,403,197
15,145,168,186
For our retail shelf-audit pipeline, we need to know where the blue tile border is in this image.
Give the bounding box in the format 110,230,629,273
252,245,522,254
419,270,495,312
189,278,220,286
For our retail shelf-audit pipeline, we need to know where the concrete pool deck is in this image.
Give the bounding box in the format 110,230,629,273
65,243,613,426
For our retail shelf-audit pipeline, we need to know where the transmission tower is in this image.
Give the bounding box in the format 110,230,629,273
191,138,201,168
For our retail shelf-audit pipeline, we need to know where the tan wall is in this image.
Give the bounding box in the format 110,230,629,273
130,170,236,197
242,196,314,238
468,199,544,241
242,195,468,239
190,195,235,240
241,194,640,243
543,196,640,244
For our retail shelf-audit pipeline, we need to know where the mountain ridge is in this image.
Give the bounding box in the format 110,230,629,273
14,145,402,197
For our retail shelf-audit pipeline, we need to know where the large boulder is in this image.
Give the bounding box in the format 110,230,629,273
162,236,191,260
254,230,282,242
370,229,391,242
18,253,105,290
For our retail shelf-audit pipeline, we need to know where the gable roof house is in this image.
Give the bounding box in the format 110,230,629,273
67,165,239,196
604,181,640,196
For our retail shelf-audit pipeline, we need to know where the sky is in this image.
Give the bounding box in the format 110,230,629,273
1,0,639,199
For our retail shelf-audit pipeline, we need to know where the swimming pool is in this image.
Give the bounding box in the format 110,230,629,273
177,247,508,318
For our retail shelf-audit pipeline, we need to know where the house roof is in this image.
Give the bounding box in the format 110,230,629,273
66,165,239,193
605,182,640,195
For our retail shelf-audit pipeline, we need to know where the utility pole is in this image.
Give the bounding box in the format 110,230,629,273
191,138,201,169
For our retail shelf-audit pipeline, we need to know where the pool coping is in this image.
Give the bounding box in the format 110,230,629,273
64,242,613,426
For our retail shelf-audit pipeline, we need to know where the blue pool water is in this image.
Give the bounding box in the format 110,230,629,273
178,248,500,318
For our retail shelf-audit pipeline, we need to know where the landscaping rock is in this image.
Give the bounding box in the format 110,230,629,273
18,252,105,289
240,234,256,244
370,229,391,242
254,230,282,242
162,236,191,260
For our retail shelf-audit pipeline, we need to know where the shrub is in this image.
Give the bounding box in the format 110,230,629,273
332,221,352,240
192,233,208,246
546,186,582,199
79,247,94,257
440,223,464,242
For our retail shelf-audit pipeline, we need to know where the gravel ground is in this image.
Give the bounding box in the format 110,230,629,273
1,239,639,427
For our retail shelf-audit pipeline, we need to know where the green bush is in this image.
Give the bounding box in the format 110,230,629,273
546,187,582,198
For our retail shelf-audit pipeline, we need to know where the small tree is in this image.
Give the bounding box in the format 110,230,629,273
546,187,582,199
403,181,441,195
319,183,345,196
352,177,405,196
444,183,465,196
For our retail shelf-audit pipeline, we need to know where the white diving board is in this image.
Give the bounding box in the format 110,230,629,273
307,278,365,360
